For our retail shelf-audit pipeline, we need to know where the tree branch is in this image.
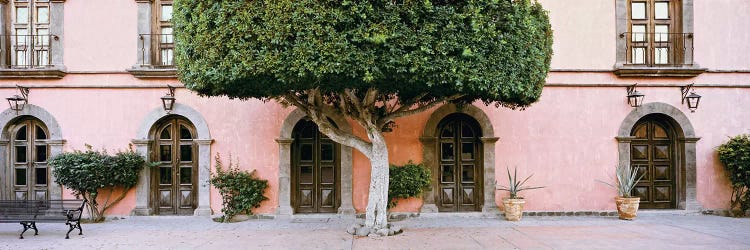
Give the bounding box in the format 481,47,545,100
379,94,463,126
285,90,374,157
363,88,379,108
344,89,368,117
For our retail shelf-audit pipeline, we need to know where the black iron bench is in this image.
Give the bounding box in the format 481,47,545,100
0,199,86,239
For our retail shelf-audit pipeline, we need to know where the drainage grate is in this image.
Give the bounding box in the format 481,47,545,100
291,218,330,223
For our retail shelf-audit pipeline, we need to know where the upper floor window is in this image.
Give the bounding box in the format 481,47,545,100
154,0,173,66
615,0,704,77
0,0,65,78
130,0,176,78
137,0,173,67
627,0,683,66
11,0,52,68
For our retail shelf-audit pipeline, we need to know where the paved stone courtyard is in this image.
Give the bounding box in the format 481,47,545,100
1,213,749,249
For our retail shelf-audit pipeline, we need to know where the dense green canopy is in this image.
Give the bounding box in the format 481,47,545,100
173,0,552,108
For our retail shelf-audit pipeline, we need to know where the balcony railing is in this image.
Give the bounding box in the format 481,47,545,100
1,34,57,69
138,33,174,67
622,32,694,67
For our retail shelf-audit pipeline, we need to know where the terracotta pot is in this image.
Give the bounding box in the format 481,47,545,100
502,198,525,221
615,196,640,220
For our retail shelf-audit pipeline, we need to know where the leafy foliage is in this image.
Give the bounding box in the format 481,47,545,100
717,134,750,216
388,162,431,208
497,166,544,199
598,164,644,198
173,0,553,109
173,0,553,229
210,155,269,222
49,145,145,222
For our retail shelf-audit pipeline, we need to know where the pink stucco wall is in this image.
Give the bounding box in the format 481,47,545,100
538,0,616,70
11,79,744,214
536,0,750,70
64,0,137,71
693,0,750,70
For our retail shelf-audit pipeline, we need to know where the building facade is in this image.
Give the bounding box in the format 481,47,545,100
0,0,748,217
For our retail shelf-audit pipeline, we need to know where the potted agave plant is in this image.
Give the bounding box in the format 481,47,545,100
496,167,544,221
599,164,645,220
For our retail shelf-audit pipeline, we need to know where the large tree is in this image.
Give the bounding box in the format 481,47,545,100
173,0,552,230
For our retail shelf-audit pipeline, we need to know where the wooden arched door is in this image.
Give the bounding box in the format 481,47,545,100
436,114,483,212
291,120,340,213
151,117,197,215
630,115,677,209
6,117,50,200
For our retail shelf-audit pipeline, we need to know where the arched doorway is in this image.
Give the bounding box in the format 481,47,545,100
435,113,483,212
616,102,701,210
291,119,340,213
150,116,197,215
5,117,50,200
630,114,677,209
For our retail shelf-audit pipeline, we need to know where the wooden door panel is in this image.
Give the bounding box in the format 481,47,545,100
653,165,670,180
319,188,335,211
461,188,475,205
33,190,45,200
299,189,314,207
299,165,314,184
159,189,172,208
633,186,649,201
631,145,648,160
441,164,455,183
654,145,670,159
8,120,50,201
15,191,26,200
179,190,193,208
461,164,475,183
436,116,482,212
654,186,671,202
634,164,650,182
320,166,334,184
152,118,197,215
291,120,340,214
631,119,676,209
441,188,454,206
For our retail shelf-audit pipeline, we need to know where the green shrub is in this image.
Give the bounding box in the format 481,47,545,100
49,145,146,222
717,134,750,216
210,154,269,222
388,162,431,208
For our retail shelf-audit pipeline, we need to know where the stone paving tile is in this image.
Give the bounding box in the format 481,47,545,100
0,215,748,249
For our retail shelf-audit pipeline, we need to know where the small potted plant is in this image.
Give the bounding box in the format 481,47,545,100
496,166,544,221
599,164,644,220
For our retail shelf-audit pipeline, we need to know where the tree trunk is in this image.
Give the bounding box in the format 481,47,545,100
85,192,104,222
364,126,389,229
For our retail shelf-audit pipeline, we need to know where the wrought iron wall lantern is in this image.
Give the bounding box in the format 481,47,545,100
626,83,645,108
161,85,176,113
681,83,701,112
7,85,29,115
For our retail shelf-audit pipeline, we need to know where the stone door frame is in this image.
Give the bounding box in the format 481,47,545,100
421,104,499,214
276,109,354,216
0,104,64,200
132,103,213,216
616,102,701,210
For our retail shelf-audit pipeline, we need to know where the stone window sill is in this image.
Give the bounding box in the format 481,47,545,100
127,66,177,78
614,65,707,78
0,66,67,79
